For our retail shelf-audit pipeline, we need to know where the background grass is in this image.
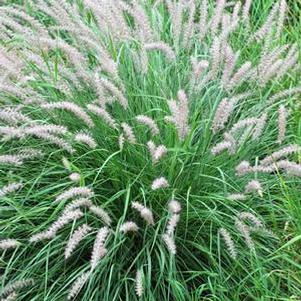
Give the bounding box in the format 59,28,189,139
0,0,301,300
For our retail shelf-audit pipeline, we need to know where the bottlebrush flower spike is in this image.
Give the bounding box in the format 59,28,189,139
276,0,287,40
166,213,180,236
1,292,18,301
65,224,92,259
235,218,254,251
74,132,97,149
210,0,226,35
24,125,75,154
219,228,237,259
120,221,139,233
144,42,176,61
221,45,239,87
231,2,241,25
135,269,143,298
136,115,159,136
191,57,209,80
182,1,196,49
89,205,112,226
168,200,181,214
211,140,232,156
24,124,68,135
63,198,93,213
0,126,24,140
242,0,252,24
235,161,252,176
208,36,222,79
165,0,184,47
273,160,301,177
90,227,109,270
199,0,208,40
0,155,23,166
276,44,299,81
259,144,301,166
227,193,247,201
0,239,20,250
236,159,301,177
226,61,253,90
121,122,137,144
252,113,268,140
55,187,94,203
277,105,287,144
211,98,234,133
268,86,301,104
252,2,279,42
162,233,176,255
67,271,89,300
0,182,23,197
29,209,84,243
98,77,128,109
237,212,264,228
147,141,167,164
87,104,117,129
42,102,94,128
131,202,154,225
69,172,81,183
151,177,169,190
245,180,263,197
0,107,31,125
118,133,125,150
0,279,34,297
119,0,153,43
165,89,190,141
228,117,258,136
221,13,231,32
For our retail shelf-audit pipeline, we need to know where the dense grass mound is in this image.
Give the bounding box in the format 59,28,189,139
0,0,300,300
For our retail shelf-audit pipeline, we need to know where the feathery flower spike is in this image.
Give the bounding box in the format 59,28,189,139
235,218,254,251
136,115,159,136
120,221,139,233
1,292,18,301
0,239,20,250
87,104,117,129
63,198,93,213
90,227,109,270
65,224,92,259
89,205,112,225
219,228,237,259
144,42,175,61
162,233,176,255
67,271,89,300
0,182,23,197
55,187,94,203
227,193,247,201
165,89,190,141
74,132,97,149
29,209,84,243
277,105,287,144
168,200,181,214
245,180,263,197
151,177,169,190
1,279,34,297
147,141,167,164
42,102,94,128
121,122,137,144
135,269,143,298
131,202,154,225
69,173,81,183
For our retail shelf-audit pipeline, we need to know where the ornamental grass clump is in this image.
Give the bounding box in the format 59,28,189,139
0,0,300,300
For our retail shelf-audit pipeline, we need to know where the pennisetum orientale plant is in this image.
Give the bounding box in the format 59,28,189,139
0,0,300,300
